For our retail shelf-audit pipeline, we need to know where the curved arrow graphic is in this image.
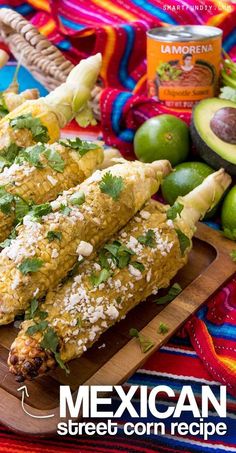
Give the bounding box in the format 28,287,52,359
17,385,55,419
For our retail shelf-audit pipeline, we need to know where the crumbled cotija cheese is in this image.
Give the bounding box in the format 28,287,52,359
76,241,93,257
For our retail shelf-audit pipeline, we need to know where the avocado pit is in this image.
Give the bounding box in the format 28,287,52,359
210,107,236,144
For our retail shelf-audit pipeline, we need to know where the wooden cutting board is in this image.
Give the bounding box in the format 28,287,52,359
0,222,234,435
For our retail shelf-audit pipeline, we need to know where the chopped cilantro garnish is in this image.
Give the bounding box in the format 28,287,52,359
25,298,48,321
40,327,69,373
18,257,44,275
0,228,17,249
10,114,49,143
70,191,85,206
131,261,145,272
14,196,30,222
137,229,156,248
99,172,124,201
90,268,111,287
0,187,14,214
0,93,9,118
175,229,191,255
230,250,236,262
59,137,98,156
47,230,62,242
15,144,45,168
129,328,154,353
59,204,71,216
26,320,48,336
0,156,11,171
30,202,52,219
43,148,65,173
99,240,134,270
154,283,182,305
1,143,22,165
166,202,184,220
158,322,169,335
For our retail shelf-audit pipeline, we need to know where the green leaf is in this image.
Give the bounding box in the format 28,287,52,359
55,352,70,374
18,258,44,275
0,94,8,118
15,144,45,168
175,229,191,255
47,230,62,242
219,86,236,102
26,320,48,336
158,322,169,335
14,197,30,222
70,191,85,206
166,202,184,220
90,268,111,287
0,229,17,248
129,328,154,353
100,240,135,270
38,311,48,320
40,327,58,352
59,204,71,216
0,156,11,170
230,250,236,262
137,229,156,248
131,261,145,272
99,172,124,201
0,187,14,214
30,202,52,219
1,143,22,164
10,114,49,143
154,283,182,305
59,137,98,156
43,148,65,173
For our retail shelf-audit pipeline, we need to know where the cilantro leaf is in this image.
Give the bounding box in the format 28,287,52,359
230,250,236,262
26,320,48,336
131,261,145,272
137,229,156,248
70,191,85,206
55,352,70,373
10,114,49,143
100,240,134,270
1,143,22,164
59,204,71,216
47,230,62,242
18,258,44,275
166,202,184,220
15,144,45,168
25,298,39,320
30,202,52,219
0,93,9,118
59,137,98,156
158,322,169,335
90,268,111,287
0,229,17,249
40,327,70,373
154,283,182,305
129,328,154,353
14,196,30,222
0,187,14,214
0,156,11,171
43,148,65,173
99,172,124,201
175,229,191,255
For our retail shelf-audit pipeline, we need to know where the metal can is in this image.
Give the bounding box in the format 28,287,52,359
147,25,222,109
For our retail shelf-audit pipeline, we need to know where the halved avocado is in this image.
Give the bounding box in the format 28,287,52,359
190,98,236,175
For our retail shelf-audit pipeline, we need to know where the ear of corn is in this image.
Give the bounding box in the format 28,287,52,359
0,160,171,325
7,168,231,381
1,89,39,116
0,54,102,161
0,141,104,243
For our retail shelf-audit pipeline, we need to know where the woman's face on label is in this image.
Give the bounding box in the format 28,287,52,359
184,56,192,67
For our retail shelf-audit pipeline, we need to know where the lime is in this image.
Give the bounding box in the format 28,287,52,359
134,114,189,166
221,186,236,240
161,161,217,219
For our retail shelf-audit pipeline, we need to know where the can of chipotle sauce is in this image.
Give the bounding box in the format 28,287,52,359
147,25,222,109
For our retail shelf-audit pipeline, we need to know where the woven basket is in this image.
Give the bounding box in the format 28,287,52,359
0,7,74,91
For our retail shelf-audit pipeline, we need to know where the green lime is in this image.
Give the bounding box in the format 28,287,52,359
134,114,189,166
161,161,217,219
221,186,236,240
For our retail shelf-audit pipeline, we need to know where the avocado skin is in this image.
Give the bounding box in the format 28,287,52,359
190,120,236,176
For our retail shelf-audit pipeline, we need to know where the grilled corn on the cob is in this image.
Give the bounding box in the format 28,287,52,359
8,168,231,381
0,139,104,242
0,159,171,325
0,54,101,164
